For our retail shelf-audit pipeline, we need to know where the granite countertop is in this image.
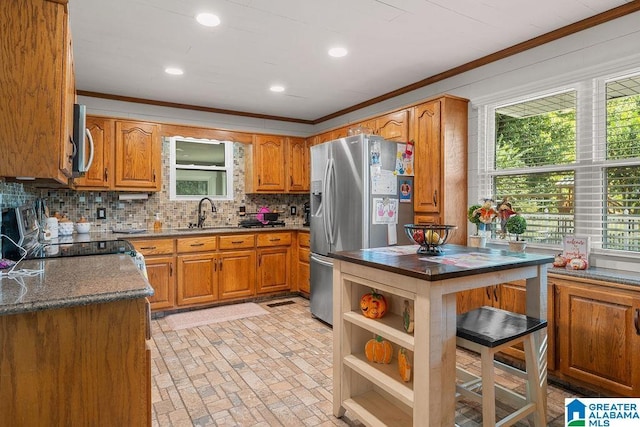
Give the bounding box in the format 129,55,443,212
84,224,309,240
548,265,640,287
330,244,554,281
0,254,154,316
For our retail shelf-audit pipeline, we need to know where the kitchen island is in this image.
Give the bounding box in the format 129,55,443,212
331,245,553,426
0,255,154,425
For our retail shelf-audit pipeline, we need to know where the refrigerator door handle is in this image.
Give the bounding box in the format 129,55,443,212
311,253,334,267
326,158,336,245
322,158,331,245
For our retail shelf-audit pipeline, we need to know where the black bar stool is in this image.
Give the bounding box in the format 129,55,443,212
456,306,547,426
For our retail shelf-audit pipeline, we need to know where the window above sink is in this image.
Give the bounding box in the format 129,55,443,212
168,136,234,201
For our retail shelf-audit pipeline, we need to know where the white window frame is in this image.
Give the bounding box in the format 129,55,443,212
477,68,640,259
168,136,234,201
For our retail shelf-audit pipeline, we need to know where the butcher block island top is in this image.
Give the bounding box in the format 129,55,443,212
330,244,553,427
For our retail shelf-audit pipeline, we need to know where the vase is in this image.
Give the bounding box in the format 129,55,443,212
468,235,486,248
508,241,527,252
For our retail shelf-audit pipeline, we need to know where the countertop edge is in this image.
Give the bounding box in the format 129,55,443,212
0,286,154,316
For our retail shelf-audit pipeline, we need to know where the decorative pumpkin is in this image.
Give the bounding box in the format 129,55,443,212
364,335,393,364
360,291,388,319
402,300,414,334
568,257,588,270
553,253,567,267
398,348,412,382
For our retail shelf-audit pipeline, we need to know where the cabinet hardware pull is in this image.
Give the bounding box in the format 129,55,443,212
270,238,281,242
153,169,156,182
214,261,217,272
486,287,491,299
258,175,261,185
169,262,173,276
140,246,156,250
290,176,293,187
232,240,243,244
259,255,261,266
104,167,108,181
433,190,438,207
219,259,222,271
190,243,204,247
635,308,640,335
493,286,498,302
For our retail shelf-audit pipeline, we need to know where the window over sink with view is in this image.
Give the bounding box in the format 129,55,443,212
169,137,234,201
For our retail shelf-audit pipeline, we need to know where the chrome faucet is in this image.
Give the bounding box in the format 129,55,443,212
197,197,216,228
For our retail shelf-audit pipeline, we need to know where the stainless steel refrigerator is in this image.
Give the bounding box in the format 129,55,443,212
309,134,414,325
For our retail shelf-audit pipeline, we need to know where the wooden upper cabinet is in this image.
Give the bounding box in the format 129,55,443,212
313,131,334,146
332,127,349,140
375,110,409,142
413,100,442,214
0,0,75,184
114,120,161,191
72,116,114,189
287,137,309,192
252,135,286,192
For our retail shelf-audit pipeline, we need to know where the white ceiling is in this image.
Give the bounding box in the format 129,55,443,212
68,0,633,122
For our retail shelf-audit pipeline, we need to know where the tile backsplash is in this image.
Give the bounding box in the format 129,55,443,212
1,142,309,231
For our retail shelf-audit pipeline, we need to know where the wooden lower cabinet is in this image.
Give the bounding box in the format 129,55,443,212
257,247,290,294
0,298,150,425
219,250,256,300
297,232,310,295
144,256,176,310
554,278,640,396
177,252,218,305
256,232,292,294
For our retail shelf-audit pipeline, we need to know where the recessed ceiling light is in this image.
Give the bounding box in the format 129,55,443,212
328,47,348,58
270,85,285,93
165,67,184,76
196,12,221,27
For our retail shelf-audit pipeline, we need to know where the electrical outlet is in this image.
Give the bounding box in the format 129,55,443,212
290,206,297,216
96,207,106,219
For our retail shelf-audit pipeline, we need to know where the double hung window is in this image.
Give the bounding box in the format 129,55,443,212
169,137,234,201
479,70,640,254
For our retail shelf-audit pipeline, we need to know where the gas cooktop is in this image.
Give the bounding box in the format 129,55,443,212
238,219,286,228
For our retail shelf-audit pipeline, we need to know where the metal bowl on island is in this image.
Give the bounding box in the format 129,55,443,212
404,224,457,255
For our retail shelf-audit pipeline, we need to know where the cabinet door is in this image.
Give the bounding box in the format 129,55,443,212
298,247,310,294
457,287,493,314
413,101,441,213
332,127,349,140
556,281,640,396
60,21,75,179
287,137,309,192
219,250,256,300
145,256,175,311
73,116,113,189
376,110,409,142
253,135,286,192
0,0,72,184
257,247,290,294
177,253,218,306
314,131,333,146
114,120,161,190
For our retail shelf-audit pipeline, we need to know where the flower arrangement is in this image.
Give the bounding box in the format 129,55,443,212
467,204,483,236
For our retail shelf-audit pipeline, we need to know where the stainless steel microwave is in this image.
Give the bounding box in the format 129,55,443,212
72,103,94,176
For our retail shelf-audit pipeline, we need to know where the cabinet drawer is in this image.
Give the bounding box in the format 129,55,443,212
219,234,255,250
177,236,218,253
130,239,174,256
298,247,310,263
298,232,310,248
257,232,292,247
